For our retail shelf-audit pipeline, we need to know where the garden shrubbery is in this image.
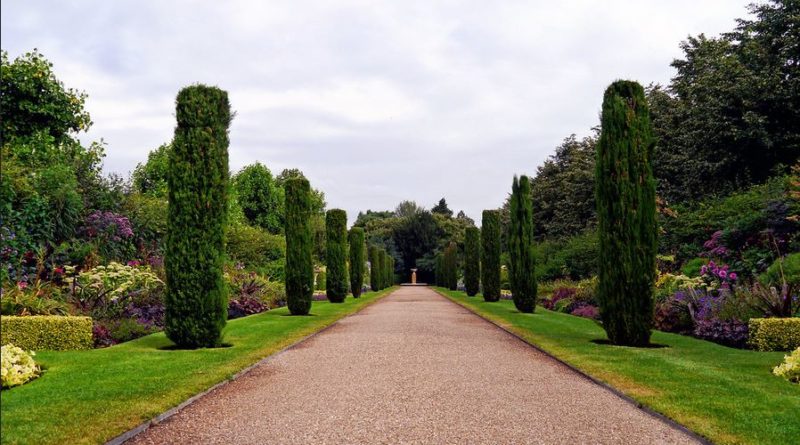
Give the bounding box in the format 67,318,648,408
1,344,41,388
1,315,93,350
749,318,800,351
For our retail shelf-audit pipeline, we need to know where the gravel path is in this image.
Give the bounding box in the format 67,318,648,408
129,286,699,444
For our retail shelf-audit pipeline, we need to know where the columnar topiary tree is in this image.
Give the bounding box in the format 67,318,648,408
481,210,501,302
433,252,444,287
375,249,386,290
325,209,349,303
285,176,314,315
165,85,231,349
369,245,380,291
443,241,458,290
464,227,480,296
348,227,365,298
509,175,537,313
383,250,392,288
596,80,657,346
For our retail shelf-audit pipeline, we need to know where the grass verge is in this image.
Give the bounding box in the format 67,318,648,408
0,288,396,445
433,287,799,445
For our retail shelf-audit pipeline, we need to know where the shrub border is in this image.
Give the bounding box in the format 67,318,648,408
0,315,93,351
748,318,800,352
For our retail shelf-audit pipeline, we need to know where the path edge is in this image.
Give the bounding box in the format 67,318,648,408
105,287,399,445
431,287,714,445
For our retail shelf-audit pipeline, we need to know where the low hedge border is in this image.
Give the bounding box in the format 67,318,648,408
748,318,800,352
1,315,93,351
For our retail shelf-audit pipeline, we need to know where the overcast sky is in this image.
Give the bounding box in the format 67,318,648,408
1,0,751,224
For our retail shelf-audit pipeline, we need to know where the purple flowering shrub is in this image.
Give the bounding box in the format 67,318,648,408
228,295,266,319
542,287,577,311
570,304,599,320
81,211,135,261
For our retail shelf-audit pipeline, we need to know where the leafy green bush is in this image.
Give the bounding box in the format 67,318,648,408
233,163,284,234
1,281,69,316
749,318,800,351
165,84,231,348
596,80,657,346
760,253,800,288
772,347,799,383
681,258,707,277
1,344,41,389
226,223,286,269
1,315,93,350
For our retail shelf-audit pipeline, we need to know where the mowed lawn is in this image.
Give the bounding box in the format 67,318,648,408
434,288,800,445
0,288,395,445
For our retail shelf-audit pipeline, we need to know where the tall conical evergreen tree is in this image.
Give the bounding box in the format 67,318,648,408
386,255,394,287
464,227,480,296
348,227,365,298
443,241,458,290
285,177,314,315
376,249,386,290
369,245,380,291
165,85,231,349
435,253,444,287
509,175,537,313
596,80,657,346
325,209,349,303
481,210,501,302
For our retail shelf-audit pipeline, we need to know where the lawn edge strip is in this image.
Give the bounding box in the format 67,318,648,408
431,287,713,445
106,287,398,445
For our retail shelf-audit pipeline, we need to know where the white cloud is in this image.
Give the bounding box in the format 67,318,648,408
1,0,751,223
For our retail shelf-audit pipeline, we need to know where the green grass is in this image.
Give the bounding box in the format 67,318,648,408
0,288,396,445
434,288,799,445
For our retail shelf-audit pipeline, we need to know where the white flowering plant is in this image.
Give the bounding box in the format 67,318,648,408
1,344,41,389
773,347,800,383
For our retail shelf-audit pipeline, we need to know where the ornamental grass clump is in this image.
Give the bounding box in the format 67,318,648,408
1,344,40,389
285,177,314,315
595,80,657,347
325,209,349,303
348,227,365,298
509,175,537,313
165,84,231,349
773,347,800,383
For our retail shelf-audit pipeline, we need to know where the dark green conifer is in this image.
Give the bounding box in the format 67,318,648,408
284,176,314,315
464,227,480,296
325,209,349,303
509,175,537,313
596,80,657,346
481,210,501,302
165,85,231,348
348,227,365,298
443,241,458,290
369,245,380,291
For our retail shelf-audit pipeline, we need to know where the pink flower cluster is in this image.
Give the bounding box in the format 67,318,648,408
702,230,729,258
700,260,737,283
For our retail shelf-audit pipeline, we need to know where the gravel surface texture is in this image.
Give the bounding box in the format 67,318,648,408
128,286,699,444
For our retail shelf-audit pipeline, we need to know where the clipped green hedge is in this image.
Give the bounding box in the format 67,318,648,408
749,318,800,351
1,316,93,351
